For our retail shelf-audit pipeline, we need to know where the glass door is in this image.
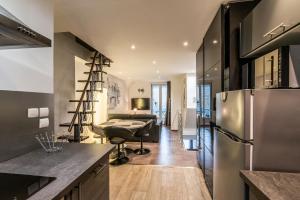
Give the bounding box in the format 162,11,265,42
151,83,167,123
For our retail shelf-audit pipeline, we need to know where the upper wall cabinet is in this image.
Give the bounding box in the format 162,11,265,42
196,44,204,82
204,10,222,72
241,0,300,58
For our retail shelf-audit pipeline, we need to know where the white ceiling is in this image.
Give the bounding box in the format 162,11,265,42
54,0,225,81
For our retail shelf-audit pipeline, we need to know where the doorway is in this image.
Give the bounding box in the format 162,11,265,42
151,83,167,123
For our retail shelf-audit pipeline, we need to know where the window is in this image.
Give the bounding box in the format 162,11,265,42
151,83,168,123
187,75,196,108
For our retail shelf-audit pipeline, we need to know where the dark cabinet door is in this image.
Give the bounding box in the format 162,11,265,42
202,126,214,197
81,162,109,200
204,9,222,71
201,9,222,198
197,120,204,169
63,188,80,200
203,8,222,123
204,146,213,196
196,44,204,82
196,44,205,168
241,0,300,57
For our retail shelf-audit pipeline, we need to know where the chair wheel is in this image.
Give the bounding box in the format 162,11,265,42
110,157,129,165
134,148,150,155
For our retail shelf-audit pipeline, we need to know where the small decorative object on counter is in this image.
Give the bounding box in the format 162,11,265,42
35,132,63,153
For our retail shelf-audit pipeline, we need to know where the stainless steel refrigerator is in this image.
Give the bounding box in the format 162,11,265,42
214,89,300,200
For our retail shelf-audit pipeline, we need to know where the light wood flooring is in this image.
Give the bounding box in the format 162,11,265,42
126,126,198,167
109,126,211,200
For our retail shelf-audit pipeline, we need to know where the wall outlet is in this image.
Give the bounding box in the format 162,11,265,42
39,107,49,117
39,118,49,128
28,108,39,118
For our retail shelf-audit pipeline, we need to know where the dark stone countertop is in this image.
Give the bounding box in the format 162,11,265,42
0,143,115,200
240,170,300,200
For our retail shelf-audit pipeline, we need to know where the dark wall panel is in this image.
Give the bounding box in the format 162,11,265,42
0,91,53,162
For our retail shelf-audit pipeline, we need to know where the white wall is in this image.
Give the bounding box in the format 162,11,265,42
128,80,152,114
170,74,185,130
0,0,53,93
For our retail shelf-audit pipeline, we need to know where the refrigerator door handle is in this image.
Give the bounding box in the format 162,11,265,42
215,127,239,142
215,127,253,145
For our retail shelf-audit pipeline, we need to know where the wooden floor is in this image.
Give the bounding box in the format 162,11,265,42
109,126,211,200
126,126,198,167
110,165,211,200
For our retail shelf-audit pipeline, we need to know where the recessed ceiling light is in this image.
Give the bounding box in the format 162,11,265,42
206,74,210,77
183,41,189,47
156,70,160,74
212,40,218,44
131,44,136,50
152,60,157,65
214,67,218,71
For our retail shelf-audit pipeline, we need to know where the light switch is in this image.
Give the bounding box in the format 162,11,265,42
39,118,49,128
28,108,39,118
39,107,49,117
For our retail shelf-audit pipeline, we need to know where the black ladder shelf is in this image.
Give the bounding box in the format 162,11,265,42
59,51,112,143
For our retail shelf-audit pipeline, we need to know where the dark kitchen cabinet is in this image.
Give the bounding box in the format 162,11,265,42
196,44,204,169
196,45,204,84
196,1,257,198
203,10,222,72
81,162,109,200
204,145,213,195
62,155,109,200
63,187,80,200
203,127,214,196
197,128,204,169
241,0,300,58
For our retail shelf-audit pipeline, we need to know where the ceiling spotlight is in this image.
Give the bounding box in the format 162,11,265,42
152,60,157,65
183,41,189,47
212,40,218,44
156,70,160,74
214,67,218,71
131,44,136,50
206,74,210,77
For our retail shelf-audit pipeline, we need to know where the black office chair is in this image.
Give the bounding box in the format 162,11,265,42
103,126,133,165
133,119,153,155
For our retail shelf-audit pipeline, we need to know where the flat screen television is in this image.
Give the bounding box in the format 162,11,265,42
131,98,150,110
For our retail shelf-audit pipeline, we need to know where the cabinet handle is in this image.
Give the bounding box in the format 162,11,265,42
93,164,107,175
263,23,288,38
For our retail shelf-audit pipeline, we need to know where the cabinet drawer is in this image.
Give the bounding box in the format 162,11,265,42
81,162,109,200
